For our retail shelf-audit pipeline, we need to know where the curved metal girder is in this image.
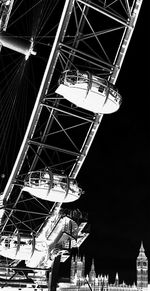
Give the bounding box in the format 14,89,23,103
0,0,144,286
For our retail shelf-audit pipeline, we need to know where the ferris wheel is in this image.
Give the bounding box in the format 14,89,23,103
0,0,143,289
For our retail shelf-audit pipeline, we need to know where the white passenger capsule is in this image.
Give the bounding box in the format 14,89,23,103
55,70,122,114
22,170,82,203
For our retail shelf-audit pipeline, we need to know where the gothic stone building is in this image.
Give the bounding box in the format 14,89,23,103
57,243,148,291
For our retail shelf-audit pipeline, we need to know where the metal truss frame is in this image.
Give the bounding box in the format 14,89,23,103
2,0,143,202
0,0,143,287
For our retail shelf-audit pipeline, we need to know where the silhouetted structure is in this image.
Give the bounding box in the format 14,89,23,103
57,243,148,291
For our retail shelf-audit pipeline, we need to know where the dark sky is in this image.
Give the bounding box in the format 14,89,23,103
60,0,149,285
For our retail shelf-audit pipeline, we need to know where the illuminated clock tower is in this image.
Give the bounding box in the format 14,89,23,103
137,242,148,289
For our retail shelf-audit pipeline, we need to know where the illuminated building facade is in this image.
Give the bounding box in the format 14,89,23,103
57,243,148,291
137,243,148,289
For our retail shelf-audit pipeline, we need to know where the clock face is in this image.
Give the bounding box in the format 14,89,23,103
137,261,147,268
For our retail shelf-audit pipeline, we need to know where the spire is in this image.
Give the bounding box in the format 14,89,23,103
115,272,119,286
91,259,95,271
140,241,144,249
89,259,96,282
140,241,144,253
137,241,147,259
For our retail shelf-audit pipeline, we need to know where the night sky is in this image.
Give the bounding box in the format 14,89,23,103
60,0,149,285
